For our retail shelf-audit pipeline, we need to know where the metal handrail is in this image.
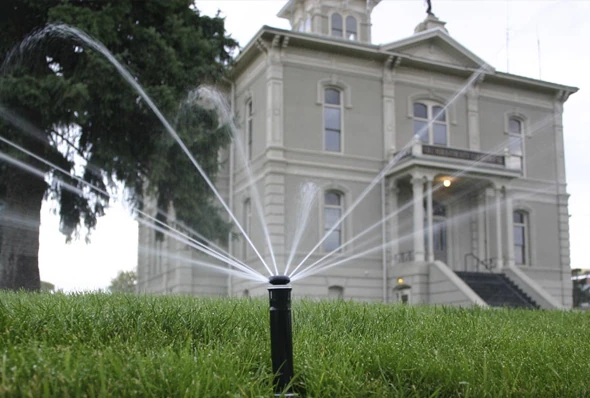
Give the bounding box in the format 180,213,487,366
464,253,496,272
393,251,414,264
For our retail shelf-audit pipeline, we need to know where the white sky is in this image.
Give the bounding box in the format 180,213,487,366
38,0,590,292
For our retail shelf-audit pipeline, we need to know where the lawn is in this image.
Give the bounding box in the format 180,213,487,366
0,292,588,397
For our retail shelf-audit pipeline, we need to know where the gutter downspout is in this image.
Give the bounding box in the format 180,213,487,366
381,177,387,303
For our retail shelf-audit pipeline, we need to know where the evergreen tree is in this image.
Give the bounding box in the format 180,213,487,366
0,0,238,290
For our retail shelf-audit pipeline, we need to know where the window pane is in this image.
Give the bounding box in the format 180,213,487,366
346,16,357,39
515,247,524,265
325,192,341,206
324,89,341,105
325,129,341,152
433,123,447,145
413,103,427,118
514,226,525,246
413,120,428,142
324,208,341,229
324,230,341,252
325,107,341,130
433,106,446,122
305,17,311,32
513,211,524,224
509,135,522,156
509,118,522,134
331,13,343,36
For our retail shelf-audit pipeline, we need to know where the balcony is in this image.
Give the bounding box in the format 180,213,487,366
391,137,522,177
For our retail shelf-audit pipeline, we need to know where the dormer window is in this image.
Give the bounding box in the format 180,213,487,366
346,16,357,40
331,13,343,37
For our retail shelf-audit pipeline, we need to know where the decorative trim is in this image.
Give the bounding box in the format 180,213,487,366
406,91,457,125
503,110,530,137
316,75,353,109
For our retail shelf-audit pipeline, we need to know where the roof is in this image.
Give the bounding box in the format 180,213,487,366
229,25,578,96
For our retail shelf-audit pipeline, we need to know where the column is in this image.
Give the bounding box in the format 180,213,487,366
495,187,504,270
504,188,515,267
385,178,399,263
426,177,434,262
412,176,425,262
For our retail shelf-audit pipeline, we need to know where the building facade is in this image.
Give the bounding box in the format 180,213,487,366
137,0,578,308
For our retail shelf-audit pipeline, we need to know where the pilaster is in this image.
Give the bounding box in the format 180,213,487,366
494,187,504,270
382,56,398,160
466,81,481,151
385,178,399,264
265,35,285,152
411,174,425,262
553,93,571,279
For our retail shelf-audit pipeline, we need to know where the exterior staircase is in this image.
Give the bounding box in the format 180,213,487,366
455,271,539,309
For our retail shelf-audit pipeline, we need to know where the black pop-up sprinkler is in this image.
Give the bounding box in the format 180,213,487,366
268,275,295,396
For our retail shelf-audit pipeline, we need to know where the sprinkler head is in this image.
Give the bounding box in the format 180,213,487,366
269,275,291,286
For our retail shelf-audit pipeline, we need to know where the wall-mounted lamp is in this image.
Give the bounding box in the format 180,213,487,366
443,179,452,188
397,278,404,285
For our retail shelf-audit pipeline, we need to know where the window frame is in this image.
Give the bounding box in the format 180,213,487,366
507,116,525,172
412,100,449,146
513,210,529,266
328,285,344,299
323,87,343,153
330,13,343,37
323,190,344,253
345,16,358,40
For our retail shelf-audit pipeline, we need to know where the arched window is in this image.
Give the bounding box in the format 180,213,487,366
513,211,528,265
246,100,253,160
331,13,343,37
413,102,448,146
324,88,342,152
346,16,357,40
243,199,251,258
508,117,523,170
328,285,344,299
324,191,343,252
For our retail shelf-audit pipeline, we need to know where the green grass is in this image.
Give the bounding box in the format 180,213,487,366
0,292,588,397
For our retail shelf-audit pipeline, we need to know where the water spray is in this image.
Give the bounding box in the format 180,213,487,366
268,275,295,397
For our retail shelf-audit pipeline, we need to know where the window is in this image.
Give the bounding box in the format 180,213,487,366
324,88,342,152
346,16,357,40
331,13,343,37
513,211,528,265
243,199,251,258
305,16,312,32
324,191,343,252
246,100,253,160
508,118,523,170
412,102,448,146
328,285,344,299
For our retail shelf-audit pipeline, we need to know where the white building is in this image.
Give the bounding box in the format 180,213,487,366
137,0,578,309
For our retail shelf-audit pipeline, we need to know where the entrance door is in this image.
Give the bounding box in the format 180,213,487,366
432,217,447,263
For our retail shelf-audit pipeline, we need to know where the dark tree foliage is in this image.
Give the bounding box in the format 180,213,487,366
0,0,238,290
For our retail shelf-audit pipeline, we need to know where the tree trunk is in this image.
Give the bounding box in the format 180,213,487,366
0,168,46,291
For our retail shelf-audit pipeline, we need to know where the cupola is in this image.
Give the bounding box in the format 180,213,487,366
277,0,381,44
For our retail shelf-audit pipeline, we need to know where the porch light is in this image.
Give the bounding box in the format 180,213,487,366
443,179,452,188
397,278,404,284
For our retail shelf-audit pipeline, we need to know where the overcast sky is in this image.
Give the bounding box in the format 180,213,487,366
39,0,590,291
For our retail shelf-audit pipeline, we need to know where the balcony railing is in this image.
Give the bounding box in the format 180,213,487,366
395,136,521,171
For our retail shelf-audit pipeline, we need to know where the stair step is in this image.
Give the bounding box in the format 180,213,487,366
455,271,539,309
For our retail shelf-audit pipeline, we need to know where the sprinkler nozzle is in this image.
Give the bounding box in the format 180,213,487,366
269,275,291,285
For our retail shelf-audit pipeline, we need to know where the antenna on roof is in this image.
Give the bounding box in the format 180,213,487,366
506,0,510,72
